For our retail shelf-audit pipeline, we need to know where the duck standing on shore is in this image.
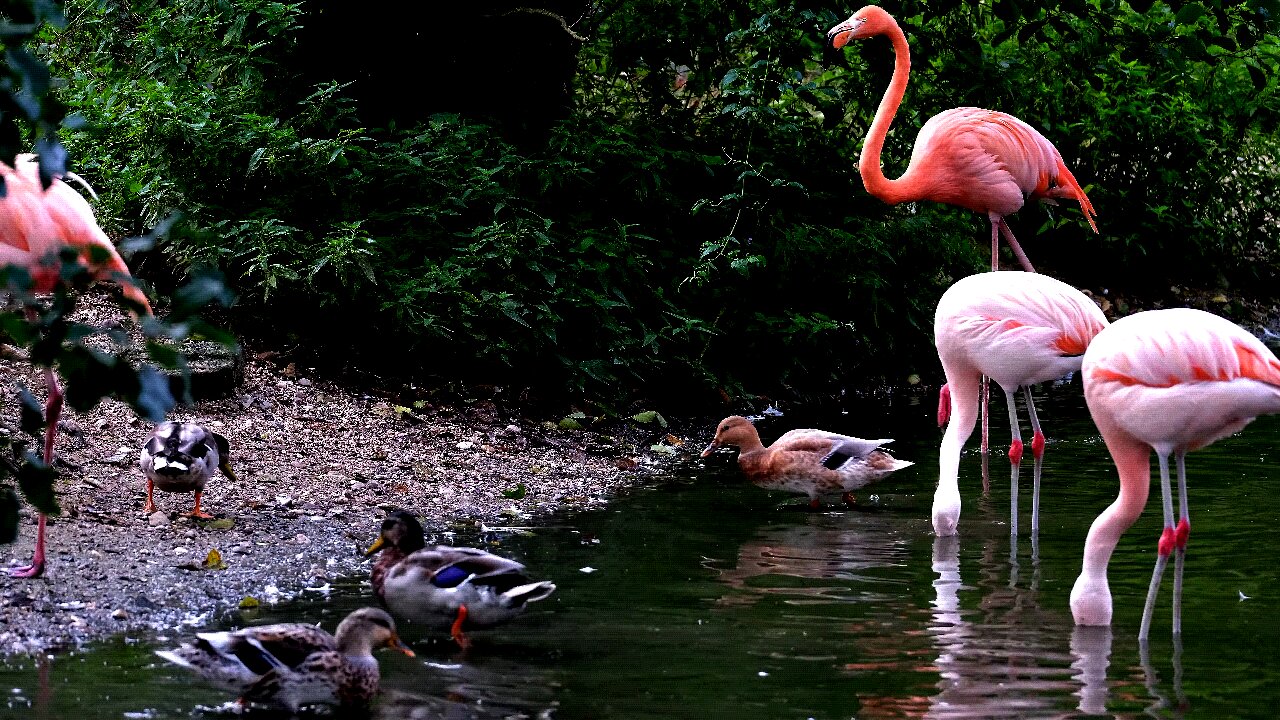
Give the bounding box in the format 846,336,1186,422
155,607,414,712
702,415,914,508
366,510,558,649
140,421,237,518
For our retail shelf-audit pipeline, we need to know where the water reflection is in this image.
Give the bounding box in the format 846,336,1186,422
925,534,1081,719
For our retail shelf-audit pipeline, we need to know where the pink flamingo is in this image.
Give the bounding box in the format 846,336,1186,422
1070,308,1280,639
826,5,1099,458
934,271,1108,536
825,5,1097,274
0,153,151,578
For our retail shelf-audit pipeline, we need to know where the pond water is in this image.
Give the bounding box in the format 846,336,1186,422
2,385,1279,719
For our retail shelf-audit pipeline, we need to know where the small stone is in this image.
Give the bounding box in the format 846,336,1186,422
173,547,189,555
292,533,309,544
298,378,313,387
111,608,128,620
275,495,293,508
149,511,168,527
456,441,474,451
500,424,521,438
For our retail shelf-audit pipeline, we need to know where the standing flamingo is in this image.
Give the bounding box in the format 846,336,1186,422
0,153,151,578
934,271,1107,536
825,5,1098,274
1070,308,1280,640
826,5,1099,459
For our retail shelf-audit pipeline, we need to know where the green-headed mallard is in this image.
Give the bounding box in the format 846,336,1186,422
154,607,413,712
702,415,914,508
366,510,557,649
140,421,237,518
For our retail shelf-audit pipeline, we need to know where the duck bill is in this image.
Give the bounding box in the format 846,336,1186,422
219,461,240,484
389,635,415,657
364,535,388,557
700,441,719,458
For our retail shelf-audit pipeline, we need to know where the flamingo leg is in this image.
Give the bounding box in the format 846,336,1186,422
998,217,1037,274
1139,451,1177,642
980,376,990,455
1003,386,1022,537
1172,451,1189,637
9,367,60,578
1022,386,1046,535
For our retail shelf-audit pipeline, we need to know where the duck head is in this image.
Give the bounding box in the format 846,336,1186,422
334,607,415,657
365,509,427,556
701,415,762,457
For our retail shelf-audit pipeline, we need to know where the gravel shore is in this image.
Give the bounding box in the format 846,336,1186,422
0,293,684,655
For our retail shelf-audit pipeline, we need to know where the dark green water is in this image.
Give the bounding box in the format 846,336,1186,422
2,386,1279,719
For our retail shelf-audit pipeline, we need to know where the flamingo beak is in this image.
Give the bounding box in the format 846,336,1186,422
826,17,863,49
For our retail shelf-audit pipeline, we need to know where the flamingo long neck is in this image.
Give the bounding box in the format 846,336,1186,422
938,374,980,494
1079,432,1151,583
859,18,915,205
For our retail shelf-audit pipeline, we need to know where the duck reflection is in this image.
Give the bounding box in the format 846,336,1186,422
710,512,914,608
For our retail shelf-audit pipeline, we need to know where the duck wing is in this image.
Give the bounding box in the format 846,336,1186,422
772,430,894,469
205,624,335,673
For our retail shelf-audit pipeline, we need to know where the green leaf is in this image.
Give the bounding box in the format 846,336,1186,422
0,486,18,544
501,483,527,499
16,454,58,515
133,365,177,422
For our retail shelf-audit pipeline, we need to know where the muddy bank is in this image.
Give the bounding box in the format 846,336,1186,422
0,294,691,654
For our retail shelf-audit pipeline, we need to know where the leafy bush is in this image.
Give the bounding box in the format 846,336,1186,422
34,0,1280,409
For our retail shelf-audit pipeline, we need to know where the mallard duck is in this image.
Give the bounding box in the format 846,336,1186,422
365,510,557,649
140,421,237,518
702,415,914,508
154,607,414,712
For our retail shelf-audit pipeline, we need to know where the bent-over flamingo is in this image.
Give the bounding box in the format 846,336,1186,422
934,271,1107,536
1070,308,1280,640
0,153,151,577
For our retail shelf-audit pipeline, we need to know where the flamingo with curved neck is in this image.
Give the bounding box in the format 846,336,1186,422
1071,308,1280,640
826,5,1098,273
933,271,1107,537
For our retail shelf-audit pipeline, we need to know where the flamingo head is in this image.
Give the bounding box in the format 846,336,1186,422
826,5,895,49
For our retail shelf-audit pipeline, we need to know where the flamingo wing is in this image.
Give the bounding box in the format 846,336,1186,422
908,108,1095,230
1084,308,1280,451
936,272,1108,388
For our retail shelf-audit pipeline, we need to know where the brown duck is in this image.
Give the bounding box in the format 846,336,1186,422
154,607,414,712
702,415,914,507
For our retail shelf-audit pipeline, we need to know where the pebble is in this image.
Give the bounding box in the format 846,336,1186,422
457,441,474,451
298,378,313,387
111,608,128,620
275,495,293,508
148,512,168,527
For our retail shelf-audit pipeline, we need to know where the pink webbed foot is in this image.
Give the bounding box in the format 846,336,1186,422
1031,430,1045,459
1174,518,1190,549
1008,439,1024,466
7,561,45,579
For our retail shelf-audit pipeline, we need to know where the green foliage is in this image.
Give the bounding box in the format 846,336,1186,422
29,0,1280,410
